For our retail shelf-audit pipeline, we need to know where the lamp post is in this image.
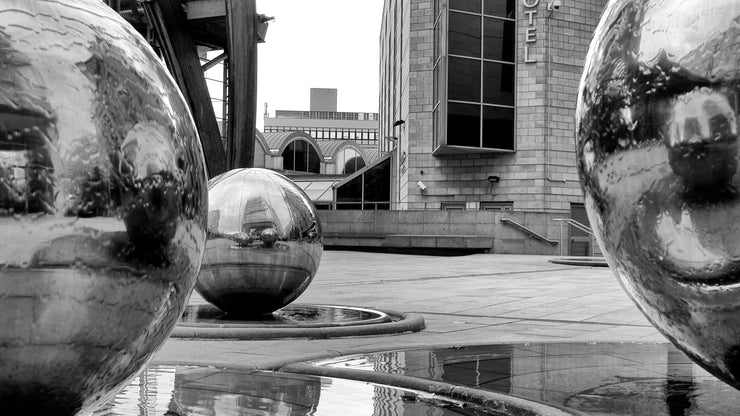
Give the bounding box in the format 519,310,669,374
385,136,398,209
391,119,405,209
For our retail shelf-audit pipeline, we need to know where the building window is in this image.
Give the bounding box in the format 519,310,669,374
480,201,513,211
441,201,466,210
282,139,320,173
336,157,391,210
433,0,516,154
344,157,366,175
335,148,367,175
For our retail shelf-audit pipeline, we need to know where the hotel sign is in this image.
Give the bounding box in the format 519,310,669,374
522,0,538,63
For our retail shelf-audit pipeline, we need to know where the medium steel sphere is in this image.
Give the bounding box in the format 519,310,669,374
577,0,740,389
196,168,323,315
0,1,208,414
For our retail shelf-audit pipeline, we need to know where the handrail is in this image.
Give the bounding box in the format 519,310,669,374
500,218,558,246
553,218,592,235
553,218,599,256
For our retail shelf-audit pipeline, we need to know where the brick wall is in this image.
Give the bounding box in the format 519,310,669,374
380,0,608,213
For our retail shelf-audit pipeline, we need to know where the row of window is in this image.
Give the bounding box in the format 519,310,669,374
263,126,379,142
441,201,513,211
433,0,516,153
273,111,379,121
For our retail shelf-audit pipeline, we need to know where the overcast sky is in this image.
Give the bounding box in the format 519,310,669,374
253,0,384,129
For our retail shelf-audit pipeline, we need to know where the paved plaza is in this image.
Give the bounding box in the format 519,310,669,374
154,250,665,369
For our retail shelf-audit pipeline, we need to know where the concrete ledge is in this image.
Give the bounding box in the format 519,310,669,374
387,234,493,249
324,233,493,251
324,232,385,239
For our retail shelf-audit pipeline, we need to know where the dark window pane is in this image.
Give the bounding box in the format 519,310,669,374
482,105,514,149
294,140,307,171
433,64,439,105
308,146,320,173
433,107,440,148
336,175,362,209
343,157,361,174
434,19,441,62
449,12,481,58
484,0,515,18
450,0,481,13
363,158,391,202
483,18,515,62
448,57,480,102
282,142,296,170
447,102,481,147
483,62,514,105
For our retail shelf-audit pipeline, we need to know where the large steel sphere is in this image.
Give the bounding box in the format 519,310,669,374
0,1,208,414
576,0,740,389
195,168,323,315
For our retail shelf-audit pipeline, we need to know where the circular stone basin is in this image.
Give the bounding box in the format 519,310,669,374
549,256,609,267
178,303,391,328
95,364,508,416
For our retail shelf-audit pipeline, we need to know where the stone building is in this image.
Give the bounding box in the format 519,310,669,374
264,88,380,146
378,0,609,216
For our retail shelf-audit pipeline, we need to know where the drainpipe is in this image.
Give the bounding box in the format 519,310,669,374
545,7,566,186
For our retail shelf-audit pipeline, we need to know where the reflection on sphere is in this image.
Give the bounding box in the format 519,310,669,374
576,0,740,389
196,168,323,315
0,0,208,414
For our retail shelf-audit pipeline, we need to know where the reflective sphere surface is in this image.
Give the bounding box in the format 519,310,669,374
577,0,740,388
0,1,208,414
196,168,323,314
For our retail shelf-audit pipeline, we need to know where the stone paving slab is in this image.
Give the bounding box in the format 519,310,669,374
153,251,666,369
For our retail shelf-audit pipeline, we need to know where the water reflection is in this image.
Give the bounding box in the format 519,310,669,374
314,343,740,415
93,365,500,416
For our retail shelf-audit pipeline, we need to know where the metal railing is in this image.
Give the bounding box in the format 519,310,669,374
500,218,559,246
553,218,597,256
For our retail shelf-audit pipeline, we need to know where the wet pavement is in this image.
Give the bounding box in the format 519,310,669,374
125,251,740,415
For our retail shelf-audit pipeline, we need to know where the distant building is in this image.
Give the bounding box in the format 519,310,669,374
309,88,338,112
249,130,381,210
263,88,380,146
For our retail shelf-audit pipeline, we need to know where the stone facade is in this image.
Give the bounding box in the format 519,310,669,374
379,0,608,213
319,209,570,255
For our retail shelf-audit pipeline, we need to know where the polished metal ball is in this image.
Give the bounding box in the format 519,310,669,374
577,0,740,389
196,168,323,315
0,1,208,414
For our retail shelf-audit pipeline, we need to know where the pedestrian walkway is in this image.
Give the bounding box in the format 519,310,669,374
153,251,664,369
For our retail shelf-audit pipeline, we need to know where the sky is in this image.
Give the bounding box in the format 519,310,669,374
253,0,385,130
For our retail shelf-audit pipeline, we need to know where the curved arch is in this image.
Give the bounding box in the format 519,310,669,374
316,140,370,163
262,131,324,159
253,130,269,168
254,130,269,154
335,148,367,175
282,141,321,173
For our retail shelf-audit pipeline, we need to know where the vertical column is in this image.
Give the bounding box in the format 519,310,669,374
225,0,258,169
143,0,228,177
